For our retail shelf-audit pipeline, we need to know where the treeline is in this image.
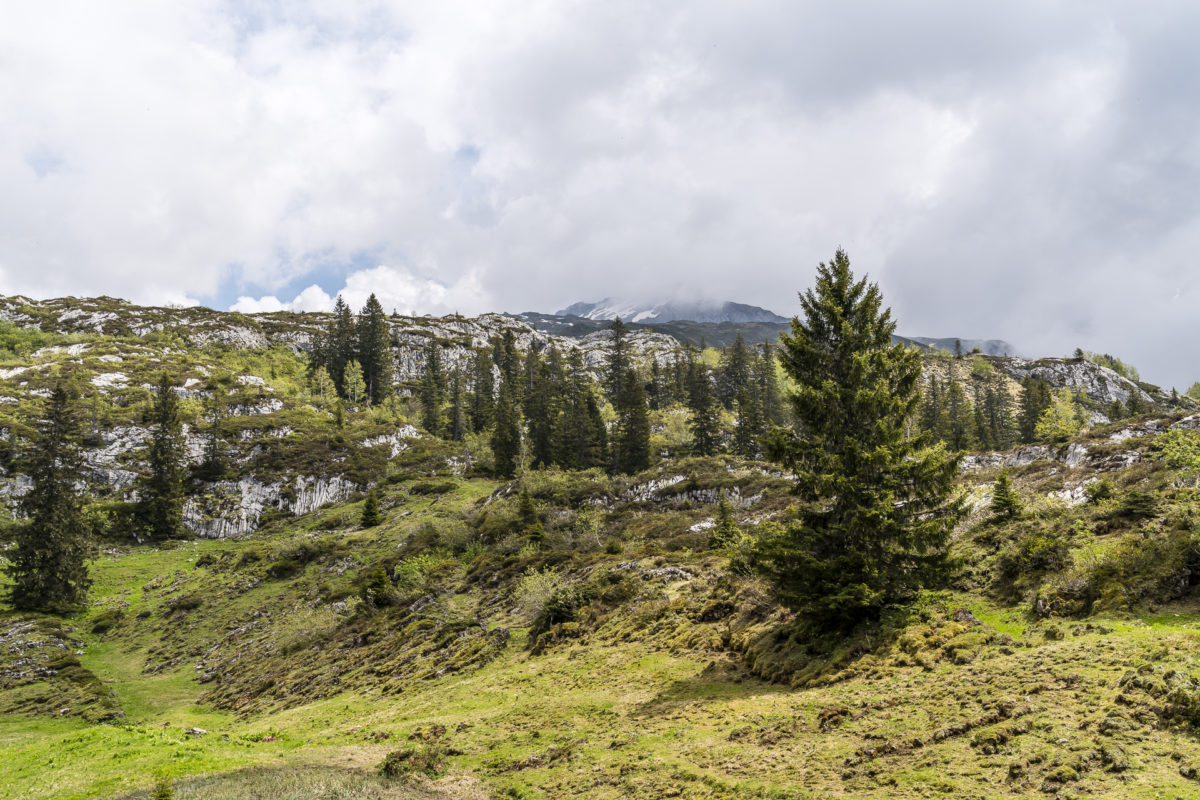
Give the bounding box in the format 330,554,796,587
915,353,1157,451
413,321,786,477
308,293,394,405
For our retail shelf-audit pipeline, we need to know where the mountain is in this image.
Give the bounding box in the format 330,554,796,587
905,336,1019,357
556,298,789,324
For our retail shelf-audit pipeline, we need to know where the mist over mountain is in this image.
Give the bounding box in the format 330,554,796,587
556,298,789,325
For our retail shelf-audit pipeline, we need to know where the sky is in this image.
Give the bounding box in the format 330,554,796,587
2,2,1198,388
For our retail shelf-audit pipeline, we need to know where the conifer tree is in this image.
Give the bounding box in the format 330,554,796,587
606,318,629,403
448,369,467,442
1019,377,1052,443
523,349,559,468
361,488,383,528
756,343,785,426
314,295,357,394
990,470,1021,519
138,373,186,540
733,386,765,457
718,333,752,409
518,485,545,544
1034,389,1083,443
945,382,974,451
197,392,228,482
6,385,91,612
309,366,336,407
613,368,650,474
343,359,366,406
687,363,721,456
757,249,962,630
708,491,740,549
491,376,521,479
468,347,495,432
419,340,445,436
356,293,393,404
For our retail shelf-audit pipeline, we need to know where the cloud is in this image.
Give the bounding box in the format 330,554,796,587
1,2,1199,386
230,266,486,316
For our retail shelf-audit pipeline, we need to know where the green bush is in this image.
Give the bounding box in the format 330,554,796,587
379,744,447,778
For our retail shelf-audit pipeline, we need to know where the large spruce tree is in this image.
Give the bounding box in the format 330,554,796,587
491,376,522,479
419,339,445,436
6,385,92,612
138,373,187,540
613,368,651,474
356,293,394,404
758,249,962,630
687,362,721,456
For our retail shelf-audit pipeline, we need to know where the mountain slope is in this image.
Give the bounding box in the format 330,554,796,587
556,298,789,324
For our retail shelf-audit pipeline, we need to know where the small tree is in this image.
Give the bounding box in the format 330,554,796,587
990,471,1021,519
708,491,739,549
1160,429,1200,488
419,339,445,436
518,486,545,544
310,366,336,407
361,489,383,528
6,385,91,612
1034,390,1083,443
344,360,366,406
138,373,186,540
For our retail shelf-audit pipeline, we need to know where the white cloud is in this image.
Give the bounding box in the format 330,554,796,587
2,2,1200,386
231,266,487,317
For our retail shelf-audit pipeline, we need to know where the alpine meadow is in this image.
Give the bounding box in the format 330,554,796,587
5,4,1200,799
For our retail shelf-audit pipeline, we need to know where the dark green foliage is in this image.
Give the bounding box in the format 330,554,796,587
379,744,447,778
356,293,394,404
606,318,629,403
409,480,457,495
990,471,1021,519
518,485,545,544
757,249,962,631
687,362,721,457
151,778,175,800
523,348,560,468
448,369,467,442
138,373,186,540
613,368,651,474
5,385,92,612
1019,377,1052,444
491,375,521,479
1085,478,1116,504
195,392,228,481
361,489,382,528
309,295,357,394
468,347,495,432
419,338,445,436
718,333,752,409
733,386,765,458
552,352,608,470
708,491,740,549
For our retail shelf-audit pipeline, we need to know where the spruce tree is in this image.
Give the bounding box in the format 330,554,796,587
687,363,721,456
356,293,393,404
139,373,187,540
361,488,383,528
606,318,629,403
6,385,91,612
1019,377,1052,443
469,347,495,432
309,366,336,407
523,350,556,468
709,491,740,549
491,377,521,479
613,368,650,474
448,369,467,442
518,486,545,544
990,470,1021,519
757,249,962,631
419,340,445,436
718,333,752,409
197,392,228,482
756,343,785,426
733,386,765,458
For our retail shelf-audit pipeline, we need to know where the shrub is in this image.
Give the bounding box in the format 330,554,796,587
1086,478,1116,505
410,480,457,495
379,744,447,778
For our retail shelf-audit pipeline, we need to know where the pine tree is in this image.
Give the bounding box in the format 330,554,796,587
315,295,357,395
945,382,974,451
756,343,785,426
356,293,393,404
343,360,366,406
361,489,383,528
197,392,228,482
990,470,1021,519
468,347,495,432
733,386,765,457
418,340,445,436
687,363,721,456
613,368,650,474
491,376,521,479
757,249,962,631
138,373,186,540
6,385,91,612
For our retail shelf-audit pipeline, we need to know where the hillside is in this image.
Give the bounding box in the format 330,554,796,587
1,296,1200,799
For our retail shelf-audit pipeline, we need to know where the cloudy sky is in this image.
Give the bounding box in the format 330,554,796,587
2,2,1198,387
